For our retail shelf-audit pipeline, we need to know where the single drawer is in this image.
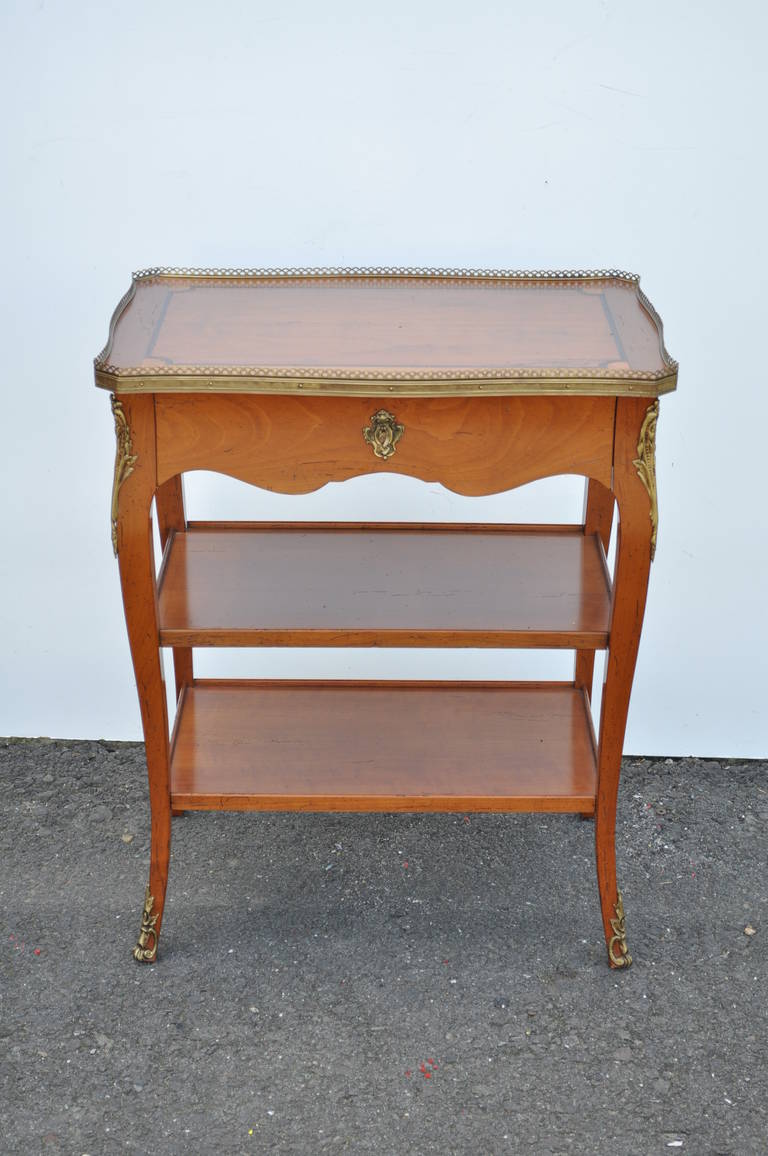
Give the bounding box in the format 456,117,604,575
155,393,615,495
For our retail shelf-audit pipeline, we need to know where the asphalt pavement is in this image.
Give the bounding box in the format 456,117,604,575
1,738,766,1154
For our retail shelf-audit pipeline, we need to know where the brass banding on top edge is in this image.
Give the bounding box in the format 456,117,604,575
95,370,678,398
93,268,679,392
131,265,644,281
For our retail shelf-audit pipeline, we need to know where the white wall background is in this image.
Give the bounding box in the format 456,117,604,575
1,0,766,755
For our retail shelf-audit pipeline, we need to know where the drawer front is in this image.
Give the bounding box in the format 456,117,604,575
155,394,614,495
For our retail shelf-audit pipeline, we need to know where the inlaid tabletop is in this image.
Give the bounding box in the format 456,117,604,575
94,268,677,397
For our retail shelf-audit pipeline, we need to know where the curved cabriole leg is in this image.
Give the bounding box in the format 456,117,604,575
112,394,172,963
595,398,657,968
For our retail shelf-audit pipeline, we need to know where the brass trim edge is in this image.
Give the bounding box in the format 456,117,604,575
95,370,678,398
633,400,659,561
132,265,643,283
96,364,677,383
93,268,679,392
95,279,137,371
110,395,138,556
608,890,632,968
636,285,676,372
132,886,159,963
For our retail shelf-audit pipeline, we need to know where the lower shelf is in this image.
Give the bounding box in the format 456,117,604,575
169,680,598,813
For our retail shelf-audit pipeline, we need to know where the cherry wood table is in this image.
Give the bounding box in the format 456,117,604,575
95,267,677,967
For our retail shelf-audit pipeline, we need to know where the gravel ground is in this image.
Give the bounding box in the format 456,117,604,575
1,738,766,1154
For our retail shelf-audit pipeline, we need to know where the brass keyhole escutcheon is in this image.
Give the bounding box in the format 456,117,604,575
363,409,404,460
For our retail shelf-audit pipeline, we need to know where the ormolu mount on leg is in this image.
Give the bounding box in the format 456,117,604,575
607,891,632,969
133,886,159,963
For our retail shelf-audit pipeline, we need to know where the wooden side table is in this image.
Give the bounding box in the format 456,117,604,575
95,267,677,968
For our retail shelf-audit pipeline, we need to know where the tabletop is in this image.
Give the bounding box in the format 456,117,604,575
94,268,677,398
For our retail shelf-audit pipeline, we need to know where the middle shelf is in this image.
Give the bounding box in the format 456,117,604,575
157,521,613,649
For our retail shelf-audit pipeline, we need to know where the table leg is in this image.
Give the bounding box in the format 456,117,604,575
575,477,614,701
156,474,193,818
574,478,615,820
595,398,658,968
112,394,172,963
156,473,194,701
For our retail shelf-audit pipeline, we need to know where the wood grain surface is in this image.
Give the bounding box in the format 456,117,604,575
155,473,193,700
102,272,674,967
169,680,598,813
155,394,615,494
114,395,172,950
105,274,668,377
594,397,655,965
157,523,612,648
574,479,615,698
